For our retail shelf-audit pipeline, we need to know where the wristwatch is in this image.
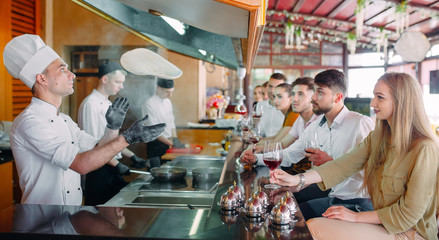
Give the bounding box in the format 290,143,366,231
296,173,305,191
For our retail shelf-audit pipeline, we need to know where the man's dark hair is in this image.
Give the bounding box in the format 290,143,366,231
270,73,286,82
262,81,268,88
314,69,347,96
292,77,315,92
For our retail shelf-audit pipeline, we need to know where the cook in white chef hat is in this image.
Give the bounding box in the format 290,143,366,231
3,34,61,89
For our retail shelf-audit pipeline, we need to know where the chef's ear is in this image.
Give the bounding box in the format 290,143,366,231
101,75,108,84
36,73,48,86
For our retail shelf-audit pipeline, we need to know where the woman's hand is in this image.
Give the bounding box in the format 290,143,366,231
269,169,298,186
304,148,333,166
322,205,359,222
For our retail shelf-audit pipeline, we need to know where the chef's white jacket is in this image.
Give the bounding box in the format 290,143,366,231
78,90,121,159
10,97,99,205
141,94,175,139
256,100,284,137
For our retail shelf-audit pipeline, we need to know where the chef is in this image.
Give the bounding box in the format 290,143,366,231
141,78,186,160
3,34,165,205
78,62,148,205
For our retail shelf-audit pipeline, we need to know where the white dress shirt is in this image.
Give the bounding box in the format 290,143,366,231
288,113,319,139
10,97,98,205
141,94,175,139
77,89,121,159
78,89,110,139
257,106,375,200
257,100,284,137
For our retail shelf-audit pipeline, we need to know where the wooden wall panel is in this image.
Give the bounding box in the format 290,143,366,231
0,0,13,121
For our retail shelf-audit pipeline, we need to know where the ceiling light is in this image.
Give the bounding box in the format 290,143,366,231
161,16,186,35
198,49,207,55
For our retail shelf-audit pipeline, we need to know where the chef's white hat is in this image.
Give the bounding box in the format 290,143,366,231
3,34,61,89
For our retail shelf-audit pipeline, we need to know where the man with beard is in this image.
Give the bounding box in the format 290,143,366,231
240,69,375,220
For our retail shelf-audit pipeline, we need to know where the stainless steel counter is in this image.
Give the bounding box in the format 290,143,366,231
0,142,313,239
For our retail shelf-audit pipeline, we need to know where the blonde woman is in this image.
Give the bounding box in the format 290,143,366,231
271,72,439,240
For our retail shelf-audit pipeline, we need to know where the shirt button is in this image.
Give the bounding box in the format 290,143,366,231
71,141,74,144
67,191,70,194
64,120,67,122
78,188,81,190
50,120,54,122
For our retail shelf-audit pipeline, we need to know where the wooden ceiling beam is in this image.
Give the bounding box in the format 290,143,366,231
293,0,306,12
328,0,356,18
269,11,396,34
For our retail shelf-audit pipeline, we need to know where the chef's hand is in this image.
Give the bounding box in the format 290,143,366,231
172,138,186,149
130,155,147,168
122,115,166,145
115,162,130,176
106,97,129,130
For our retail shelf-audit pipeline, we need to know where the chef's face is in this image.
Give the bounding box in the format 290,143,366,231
42,58,76,97
157,86,174,99
104,71,125,96
292,84,314,113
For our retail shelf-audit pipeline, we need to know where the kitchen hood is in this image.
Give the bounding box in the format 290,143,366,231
70,0,266,71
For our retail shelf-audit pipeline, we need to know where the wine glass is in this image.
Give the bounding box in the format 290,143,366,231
263,141,283,189
252,104,263,127
304,131,318,168
241,116,252,143
249,126,262,153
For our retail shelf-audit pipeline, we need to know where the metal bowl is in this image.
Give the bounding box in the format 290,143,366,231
229,181,244,203
254,187,269,208
244,195,264,218
220,189,239,211
150,166,187,182
270,202,292,225
284,192,297,215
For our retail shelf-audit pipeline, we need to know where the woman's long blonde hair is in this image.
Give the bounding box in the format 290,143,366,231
364,72,437,195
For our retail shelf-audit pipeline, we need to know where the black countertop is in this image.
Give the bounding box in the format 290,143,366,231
0,141,313,240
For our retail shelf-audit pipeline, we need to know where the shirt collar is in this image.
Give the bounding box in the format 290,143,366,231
31,97,60,117
92,89,108,102
319,106,349,127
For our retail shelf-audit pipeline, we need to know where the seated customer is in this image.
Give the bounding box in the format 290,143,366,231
271,72,439,240
241,69,375,217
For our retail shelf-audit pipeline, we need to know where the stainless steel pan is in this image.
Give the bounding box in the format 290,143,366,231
192,167,222,182
149,166,187,182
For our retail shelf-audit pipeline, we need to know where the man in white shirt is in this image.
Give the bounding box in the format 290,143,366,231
141,78,185,160
78,62,148,205
3,34,165,205
241,69,375,220
256,73,286,137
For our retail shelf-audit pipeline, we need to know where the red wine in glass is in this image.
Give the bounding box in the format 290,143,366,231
263,157,282,170
250,136,260,144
